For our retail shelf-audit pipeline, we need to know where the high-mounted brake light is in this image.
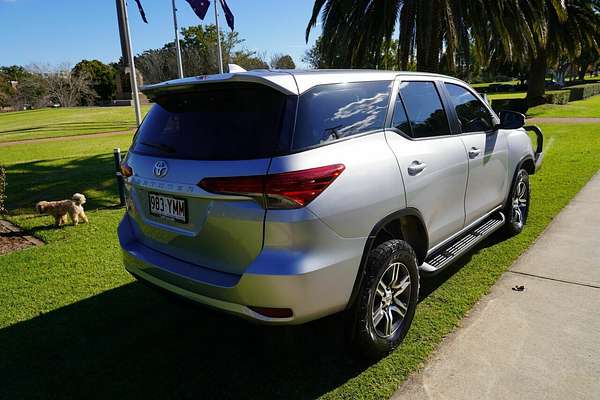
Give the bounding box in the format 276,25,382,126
198,164,345,209
120,162,133,178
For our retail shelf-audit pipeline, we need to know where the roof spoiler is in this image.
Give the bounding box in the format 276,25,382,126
140,72,298,99
228,64,247,73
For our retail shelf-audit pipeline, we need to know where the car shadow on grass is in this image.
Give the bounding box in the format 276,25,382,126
0,232,508,400
0,281,368,400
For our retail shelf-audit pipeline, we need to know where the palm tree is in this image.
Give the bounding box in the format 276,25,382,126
305,0,401,69
305,0,522,74
305,0,600,106
520,0,600,105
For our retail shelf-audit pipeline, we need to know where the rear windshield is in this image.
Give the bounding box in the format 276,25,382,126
131,83,291,160
292,81,392,150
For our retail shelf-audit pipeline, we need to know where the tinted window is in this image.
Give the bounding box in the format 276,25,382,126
131,83,290,160
391,95,412,136
445,83,494,133
399,81,450,138
292,81,392,150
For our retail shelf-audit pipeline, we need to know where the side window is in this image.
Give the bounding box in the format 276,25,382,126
445,83,494,133
391,95,412,136
292,81,392,150
399,81,451,138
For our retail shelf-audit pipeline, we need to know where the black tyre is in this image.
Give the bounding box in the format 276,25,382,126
503,169,530,236
351,240,420,360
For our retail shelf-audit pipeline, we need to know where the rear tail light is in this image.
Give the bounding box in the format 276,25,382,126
120,162,133,178
198,164,345,209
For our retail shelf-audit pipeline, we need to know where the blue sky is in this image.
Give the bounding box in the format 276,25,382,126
0,0,322,68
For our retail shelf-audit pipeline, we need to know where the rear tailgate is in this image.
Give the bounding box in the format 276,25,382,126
125,156,269,275
123,81,296,275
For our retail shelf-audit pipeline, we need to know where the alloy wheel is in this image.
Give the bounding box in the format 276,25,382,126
511,175,528,229
371,262,411,338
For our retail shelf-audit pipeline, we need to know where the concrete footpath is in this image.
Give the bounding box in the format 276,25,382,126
394,172,600,400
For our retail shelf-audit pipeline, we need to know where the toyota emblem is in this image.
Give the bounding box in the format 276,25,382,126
153,160,169,178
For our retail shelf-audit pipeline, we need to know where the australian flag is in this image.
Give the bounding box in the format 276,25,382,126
134,0,148,23
185,0,211,20
185,0,234,30
219,0,235,31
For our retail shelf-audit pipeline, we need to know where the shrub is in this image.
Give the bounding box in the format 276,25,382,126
490,98,528,114
544,90,570,105
494,74,513,82
567,83,600,101
0,166,6,214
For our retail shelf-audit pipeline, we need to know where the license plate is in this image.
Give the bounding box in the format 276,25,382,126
148,193,187,223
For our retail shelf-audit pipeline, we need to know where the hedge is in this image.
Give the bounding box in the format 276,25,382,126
567,83,600,101
490,98,528,113
544,90,570,105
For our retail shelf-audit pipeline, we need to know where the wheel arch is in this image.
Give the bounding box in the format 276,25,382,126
503,154,534,209
518,155,536,176
346,208,428,310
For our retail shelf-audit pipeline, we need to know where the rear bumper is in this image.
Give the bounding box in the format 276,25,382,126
118,214,364,324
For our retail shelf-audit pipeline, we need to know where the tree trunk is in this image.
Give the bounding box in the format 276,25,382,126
398,0,416,70
428,5,443,74
578,63,589,81
415,0,442,72
527,48,547,107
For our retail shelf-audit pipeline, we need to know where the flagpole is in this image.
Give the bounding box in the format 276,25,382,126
120,0,142,126
213,0,224,74
172,0,184,79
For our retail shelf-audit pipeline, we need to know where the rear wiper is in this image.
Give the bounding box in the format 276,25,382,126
139,141,176,154
323,125,344,141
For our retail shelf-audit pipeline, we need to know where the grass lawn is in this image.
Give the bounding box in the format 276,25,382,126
0,134,135,214
470,80,520,89
1,123,600,399
528,94,600,118
483,90,600,118
0,106,150,143
486,92,527,100
485,90,573,101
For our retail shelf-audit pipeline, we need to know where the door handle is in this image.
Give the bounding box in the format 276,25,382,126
407,160,427,175
468,147,481,158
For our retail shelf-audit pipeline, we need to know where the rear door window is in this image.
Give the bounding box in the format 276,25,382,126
131,83,292,160
445,83,494,133
292,81,392,150
398,81,451,138
391,93,412,136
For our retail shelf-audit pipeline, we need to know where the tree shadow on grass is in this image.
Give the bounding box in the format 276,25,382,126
5,154,120,214
0,122,134,136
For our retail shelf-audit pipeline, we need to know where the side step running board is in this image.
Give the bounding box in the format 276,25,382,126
420,212,506,274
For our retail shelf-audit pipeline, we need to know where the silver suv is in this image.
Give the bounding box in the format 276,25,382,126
118,70,543,358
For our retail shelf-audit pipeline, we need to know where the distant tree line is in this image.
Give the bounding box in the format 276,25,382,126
0,62,119,110
134,24,295,84
0,24,296,110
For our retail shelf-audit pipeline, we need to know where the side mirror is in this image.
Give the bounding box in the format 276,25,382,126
497,110,526,129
